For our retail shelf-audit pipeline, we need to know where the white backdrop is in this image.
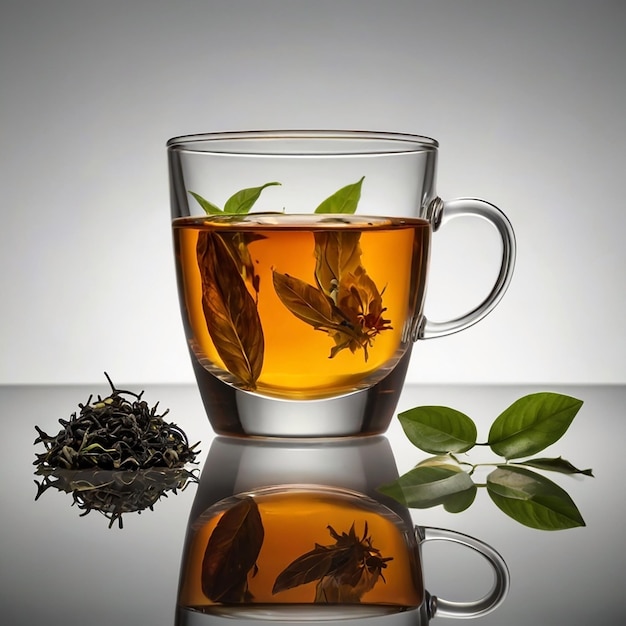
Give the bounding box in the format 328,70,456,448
1,0,624,385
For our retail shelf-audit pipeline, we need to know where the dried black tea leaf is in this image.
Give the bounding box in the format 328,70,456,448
202,497,265,603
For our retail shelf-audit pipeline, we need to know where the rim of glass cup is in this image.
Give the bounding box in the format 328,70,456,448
166,130,439,157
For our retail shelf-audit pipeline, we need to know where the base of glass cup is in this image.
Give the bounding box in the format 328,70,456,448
175,604,428,625
189,349,412,438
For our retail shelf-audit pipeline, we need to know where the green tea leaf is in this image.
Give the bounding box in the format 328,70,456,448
224,182,281,214
487,465,585,530
488,393,583,460
378,465,476,510
516,456,594,477
314,177,364,214
189,191,223,215
398,406,477,454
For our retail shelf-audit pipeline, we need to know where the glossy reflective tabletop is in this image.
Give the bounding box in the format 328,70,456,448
1,384,624,625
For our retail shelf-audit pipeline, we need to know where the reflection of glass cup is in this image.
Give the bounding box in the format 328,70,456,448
168,131,516,437
175,438,509,624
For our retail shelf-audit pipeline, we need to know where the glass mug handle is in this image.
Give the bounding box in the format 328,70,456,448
418,526,510,619
417,198,516,340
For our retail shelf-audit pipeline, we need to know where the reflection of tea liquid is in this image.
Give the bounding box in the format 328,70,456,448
173,215,430,400
178,489,423,616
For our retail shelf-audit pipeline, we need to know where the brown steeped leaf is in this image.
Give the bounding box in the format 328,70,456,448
197,232,264,388
272,271,352,332
202,497,265,603
314,232,363,298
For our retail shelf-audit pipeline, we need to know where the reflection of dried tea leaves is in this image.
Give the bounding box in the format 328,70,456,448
34,467,198,529
197,232,264,389
33,373,200,471
273,522,392,603
202,497,265,603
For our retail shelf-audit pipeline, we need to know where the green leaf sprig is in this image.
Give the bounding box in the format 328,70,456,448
379,392,593,531
190,182,282,215
189,176,365,217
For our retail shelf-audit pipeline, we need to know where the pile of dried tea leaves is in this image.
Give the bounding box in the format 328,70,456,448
34,373,200,471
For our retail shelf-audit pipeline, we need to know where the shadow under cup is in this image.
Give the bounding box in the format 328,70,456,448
168,131,516,437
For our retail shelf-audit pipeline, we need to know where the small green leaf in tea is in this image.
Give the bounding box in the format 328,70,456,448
224,182,281,214
314,177,365,214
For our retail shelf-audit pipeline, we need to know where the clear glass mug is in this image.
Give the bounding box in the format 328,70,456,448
167,131,516,437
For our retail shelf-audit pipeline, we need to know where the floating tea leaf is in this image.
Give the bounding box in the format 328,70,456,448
272,271,349,331
314,231,363,297
197,232,264,388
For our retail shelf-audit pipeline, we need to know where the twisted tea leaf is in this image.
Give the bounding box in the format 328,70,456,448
487,465,585,530
378,465,476,512
202,497,265,602
197,232,264,388
398,406,477,454
314,177,364,214
488,393,584,460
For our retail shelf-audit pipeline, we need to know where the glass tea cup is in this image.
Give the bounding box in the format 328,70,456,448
176,485,509,625
167,131,516,437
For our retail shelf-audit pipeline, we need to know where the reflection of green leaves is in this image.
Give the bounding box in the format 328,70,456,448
487,466,585,530
381,392,592,531
398,406,477,454
514,456,593,476
379,465,476,513
314,177,365,214
488,392,584,460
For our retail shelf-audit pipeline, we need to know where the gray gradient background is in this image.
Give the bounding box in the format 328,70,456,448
2,0,625,385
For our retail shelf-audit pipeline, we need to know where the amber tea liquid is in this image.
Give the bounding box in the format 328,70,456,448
173,214,430,404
